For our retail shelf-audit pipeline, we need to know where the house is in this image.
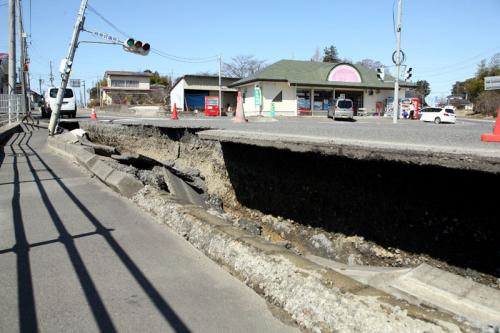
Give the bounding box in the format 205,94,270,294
101,71,153,105
229,59,416,116
170,75,240,112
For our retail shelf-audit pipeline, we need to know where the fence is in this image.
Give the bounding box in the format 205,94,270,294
0,94,26,126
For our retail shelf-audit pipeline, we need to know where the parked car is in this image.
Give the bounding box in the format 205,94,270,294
419,107,456,124
42,87,77,118
327,99,354,120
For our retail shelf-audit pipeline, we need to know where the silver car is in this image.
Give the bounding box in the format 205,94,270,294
327,99,354,120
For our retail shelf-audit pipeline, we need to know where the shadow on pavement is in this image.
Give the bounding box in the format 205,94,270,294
9,132,39,333
5,128,191,332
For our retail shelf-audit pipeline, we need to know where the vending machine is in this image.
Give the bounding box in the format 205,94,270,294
204,96,219,116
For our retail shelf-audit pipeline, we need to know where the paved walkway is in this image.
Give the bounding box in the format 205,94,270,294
0,125,298,333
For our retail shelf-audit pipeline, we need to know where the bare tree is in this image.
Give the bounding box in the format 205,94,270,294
357,58,385,71
222,55,267,78
310,47,322,62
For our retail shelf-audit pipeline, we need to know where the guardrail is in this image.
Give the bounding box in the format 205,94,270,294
0,94,26,126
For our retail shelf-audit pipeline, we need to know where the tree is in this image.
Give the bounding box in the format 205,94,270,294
310,47,322,62
357,58,384,71
222,55,267,78
414,80,431,106
459,54,500,114
415,80,430,97
322,45,340,63
451,81,466,98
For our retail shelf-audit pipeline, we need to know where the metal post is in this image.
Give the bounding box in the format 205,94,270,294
82,80,86,107
8,0,16,125
218,55,222,117
48,0,88,135
393,0,403,124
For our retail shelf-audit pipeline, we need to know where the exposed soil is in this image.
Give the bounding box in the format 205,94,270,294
80,122,500,290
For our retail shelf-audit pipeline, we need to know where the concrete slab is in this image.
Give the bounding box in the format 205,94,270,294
390,263,500,326
308,255,500,327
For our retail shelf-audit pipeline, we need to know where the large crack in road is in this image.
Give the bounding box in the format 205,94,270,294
78,122,500,290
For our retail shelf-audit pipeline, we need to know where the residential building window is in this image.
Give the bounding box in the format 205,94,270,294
110,79,139,88
272,91,283,102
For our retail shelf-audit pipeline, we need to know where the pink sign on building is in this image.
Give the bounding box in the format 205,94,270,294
327,65,362,83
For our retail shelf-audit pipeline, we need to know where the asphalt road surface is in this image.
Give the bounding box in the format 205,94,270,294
0,126,299,333
63,109,499,155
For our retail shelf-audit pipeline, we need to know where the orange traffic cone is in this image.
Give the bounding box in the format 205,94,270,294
481,109,500,142
233,91,247,123
171,103,179,120
90,108,97,120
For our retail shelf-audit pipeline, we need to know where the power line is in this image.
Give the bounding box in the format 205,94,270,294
86,4,219,63
417,47,500,74
151,49,218,63
87,4,129,38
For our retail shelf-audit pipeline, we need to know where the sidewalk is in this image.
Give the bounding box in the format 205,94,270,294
0,125,298,333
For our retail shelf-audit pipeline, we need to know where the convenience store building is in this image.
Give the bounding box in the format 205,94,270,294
230,59,415,116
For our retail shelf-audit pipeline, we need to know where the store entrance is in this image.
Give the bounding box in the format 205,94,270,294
335,90,364,115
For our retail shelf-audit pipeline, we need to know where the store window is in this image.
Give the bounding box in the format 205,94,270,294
297,89,311,112
314,90,333,110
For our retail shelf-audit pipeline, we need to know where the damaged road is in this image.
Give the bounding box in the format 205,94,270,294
48,122,500,332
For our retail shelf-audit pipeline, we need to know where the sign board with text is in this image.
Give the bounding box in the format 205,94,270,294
485,76,500,90
70,79,81,88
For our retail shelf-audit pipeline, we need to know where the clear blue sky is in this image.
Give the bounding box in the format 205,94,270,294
1,0,499,104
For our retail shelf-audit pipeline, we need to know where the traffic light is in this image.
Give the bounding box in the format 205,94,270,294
376,67,385,81
123,38,151,56
405,67,412,81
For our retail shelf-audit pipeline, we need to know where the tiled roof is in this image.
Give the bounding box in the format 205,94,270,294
105,71,153,77
230,60,415,89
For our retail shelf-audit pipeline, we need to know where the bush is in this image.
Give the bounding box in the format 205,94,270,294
474,91,500,116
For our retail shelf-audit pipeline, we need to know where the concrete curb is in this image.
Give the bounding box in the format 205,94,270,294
133,187,471,333
47,136,144,198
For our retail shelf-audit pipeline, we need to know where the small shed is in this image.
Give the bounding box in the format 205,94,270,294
170,75,240,112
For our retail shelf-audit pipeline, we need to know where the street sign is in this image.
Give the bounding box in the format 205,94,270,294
254,86,262,107
70,79,81,88
485,76,500,90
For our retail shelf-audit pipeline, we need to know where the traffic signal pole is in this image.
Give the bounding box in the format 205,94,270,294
48,0,88,135
393,0,403,124
8,0,16,95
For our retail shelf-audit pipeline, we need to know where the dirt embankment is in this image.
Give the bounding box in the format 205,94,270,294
81,122,500,290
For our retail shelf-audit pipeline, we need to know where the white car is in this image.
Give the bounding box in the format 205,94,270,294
42,87,77,118
327,99,354,120
419,107,456,124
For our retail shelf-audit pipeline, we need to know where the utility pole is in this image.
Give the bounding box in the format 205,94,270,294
49,61,55,86
393,0,403,124
38,76,43,95
218,55,222,116
8,0,16,94
17,0,29,112
48,0,88,135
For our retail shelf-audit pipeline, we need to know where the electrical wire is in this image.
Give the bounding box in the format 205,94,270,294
416,48,500,74
87,4,129,38
151,49,218,63
86,4,219,63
